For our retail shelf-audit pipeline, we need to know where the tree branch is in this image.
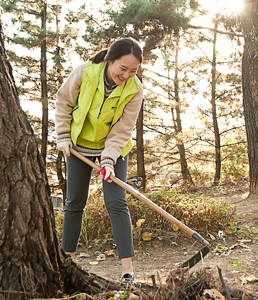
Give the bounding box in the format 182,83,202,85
220,125,245,136
189,25,244,38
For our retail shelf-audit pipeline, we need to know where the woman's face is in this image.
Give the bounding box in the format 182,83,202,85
106,54,140,86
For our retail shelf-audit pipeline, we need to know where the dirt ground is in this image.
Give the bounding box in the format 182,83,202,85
74,188,258,296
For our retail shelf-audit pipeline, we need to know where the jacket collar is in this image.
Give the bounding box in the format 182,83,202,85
84,60,140,101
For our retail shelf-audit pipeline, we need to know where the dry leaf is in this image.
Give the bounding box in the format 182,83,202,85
136,219,145,228
172,224,179,232
245,275,258,282
223,229,233,235
208,233,216,240
89,261,99,265
142,232,153,241
203,289,225,299
105,250,115,256
132,225,135,231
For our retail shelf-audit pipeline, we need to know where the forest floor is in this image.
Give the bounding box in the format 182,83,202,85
73,181,258,297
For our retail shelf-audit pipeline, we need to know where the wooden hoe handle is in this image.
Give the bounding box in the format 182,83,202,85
70,149,209,246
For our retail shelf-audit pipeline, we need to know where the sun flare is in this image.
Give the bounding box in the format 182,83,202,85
226,0,244,13
198,0,244,15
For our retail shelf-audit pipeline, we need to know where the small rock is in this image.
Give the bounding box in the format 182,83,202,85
96,254,106,261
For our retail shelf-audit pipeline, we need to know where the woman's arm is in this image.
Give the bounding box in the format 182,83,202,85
55,63,85,137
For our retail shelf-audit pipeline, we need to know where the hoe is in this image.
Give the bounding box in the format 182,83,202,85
70,149,210,269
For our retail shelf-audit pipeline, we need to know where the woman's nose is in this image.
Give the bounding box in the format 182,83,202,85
123,70,130,79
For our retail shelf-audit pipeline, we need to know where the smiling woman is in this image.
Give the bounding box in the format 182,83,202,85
55,37,144,282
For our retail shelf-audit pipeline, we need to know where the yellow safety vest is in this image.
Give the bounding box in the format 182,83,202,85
70,61,142,157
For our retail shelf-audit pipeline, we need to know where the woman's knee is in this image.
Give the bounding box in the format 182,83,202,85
64,197,87,212
105,196,129,215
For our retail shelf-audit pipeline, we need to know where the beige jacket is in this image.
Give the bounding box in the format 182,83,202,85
55,62,143,163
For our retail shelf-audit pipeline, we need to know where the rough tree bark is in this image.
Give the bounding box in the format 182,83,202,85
0,20,130,300
136,104,146,190
136,67,146,190
240,1,258,196
40,1,48,164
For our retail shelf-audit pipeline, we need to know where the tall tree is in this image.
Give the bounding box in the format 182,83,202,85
211,19,221,184
240,0,258,196
185,4,244,185
171,33,193,183
153,33,194,183
0,17,128,299
41,0,48,163
135,67,146,190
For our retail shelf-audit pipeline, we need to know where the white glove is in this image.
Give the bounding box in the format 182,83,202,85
98,159,115,183
57,140,73,156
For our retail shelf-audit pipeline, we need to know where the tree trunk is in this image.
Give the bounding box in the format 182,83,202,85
0,20,137,300
55,0,67,203
240,1,258,196
173,35,193,184
136,66,146,190
0,18,62,298
211,20,221,185
136,103,146,190
41,1,48,164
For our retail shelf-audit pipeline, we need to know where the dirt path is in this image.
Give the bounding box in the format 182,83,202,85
75,192,258,296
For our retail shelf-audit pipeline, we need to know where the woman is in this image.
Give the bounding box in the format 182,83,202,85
55,37,143,282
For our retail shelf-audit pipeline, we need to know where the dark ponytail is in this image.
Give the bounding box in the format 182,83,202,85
90,38,142,64
90,49,108,63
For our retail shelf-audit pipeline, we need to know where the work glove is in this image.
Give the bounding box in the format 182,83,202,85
98,159,115,183
57,139,73,156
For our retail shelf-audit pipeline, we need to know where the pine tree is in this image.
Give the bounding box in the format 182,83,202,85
0,16,134,297
240,0,258,196
190,6,244,185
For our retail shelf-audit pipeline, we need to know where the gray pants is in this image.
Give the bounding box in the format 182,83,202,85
61,154,134,259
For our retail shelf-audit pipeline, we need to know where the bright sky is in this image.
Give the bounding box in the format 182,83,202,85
199,0,243,16
2,0,244,126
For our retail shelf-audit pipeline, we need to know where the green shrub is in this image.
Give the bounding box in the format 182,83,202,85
55,187,235,245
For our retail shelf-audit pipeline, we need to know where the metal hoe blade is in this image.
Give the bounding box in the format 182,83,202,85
181,245,209,269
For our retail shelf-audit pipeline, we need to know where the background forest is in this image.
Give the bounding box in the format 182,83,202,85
0,0,247,199
2,1,258,299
